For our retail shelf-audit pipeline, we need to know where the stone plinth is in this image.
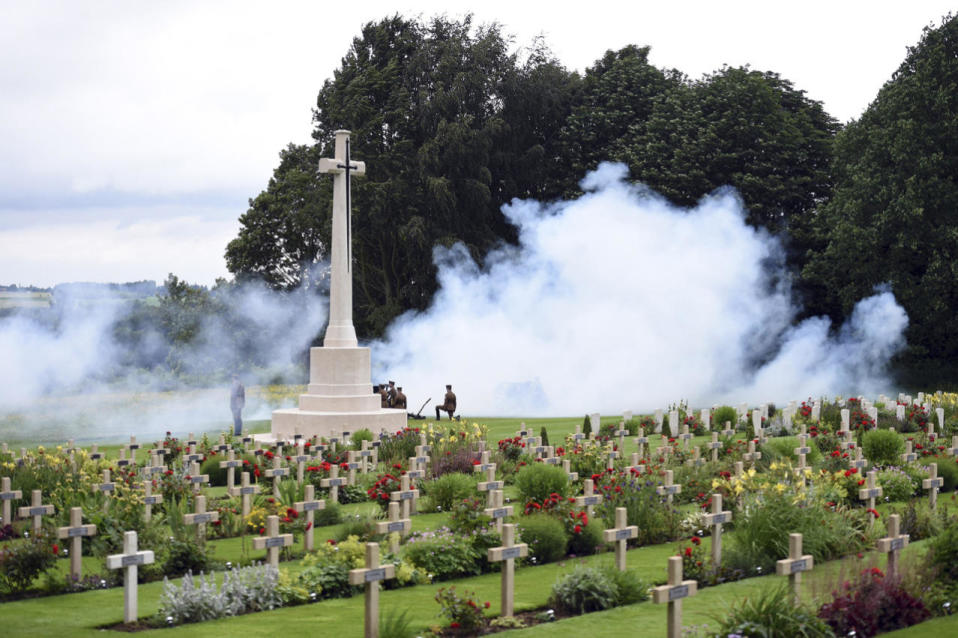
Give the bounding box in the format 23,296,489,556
271,346,406,439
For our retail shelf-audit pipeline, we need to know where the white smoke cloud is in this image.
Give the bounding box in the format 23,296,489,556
372,163,908,415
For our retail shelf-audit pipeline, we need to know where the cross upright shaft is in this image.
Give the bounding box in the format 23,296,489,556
319,129,366,348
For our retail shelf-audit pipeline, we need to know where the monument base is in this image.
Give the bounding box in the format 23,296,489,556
268,345,407,440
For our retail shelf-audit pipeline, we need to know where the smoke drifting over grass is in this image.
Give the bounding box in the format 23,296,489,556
372,163,908,415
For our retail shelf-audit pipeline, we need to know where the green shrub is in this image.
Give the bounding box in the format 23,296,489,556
582,414,592,436
763,437,823,466
925,516,958,585
725,491,870,574
403,530,483,580
549,565,617,614
156,564,283,625
160,537,216,577
379,607,416,638
334,516,376,542
315,501,342,527
606,566,650,606
350,428,374,445
297,561,354,599
818,567,929,636
518,514,568,564
889,500,954,542
567,519,603,556
863,429,905,466
713,406,738,429
877,468,918,502
420,472,477,512
516,464,569,504
0,535,57,593
710,583,833,637
540,426,550,447
933,458,958,492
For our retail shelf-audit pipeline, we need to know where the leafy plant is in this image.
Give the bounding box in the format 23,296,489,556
710,583,833,637
863,429,905,466
713,406,738,429
156,564,283,625
0,534,57,593
403,529,483,579
420,472,477,512
518,513,568,564
548,564,649,615
380,607,416,638
877,467,918,502
818,567,929,637
434,586,489,633
516,463,569,503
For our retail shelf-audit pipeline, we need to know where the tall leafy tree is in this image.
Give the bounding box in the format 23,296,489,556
802,14,958,375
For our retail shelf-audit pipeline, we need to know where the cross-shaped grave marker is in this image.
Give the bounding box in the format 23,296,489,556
614,422,630,449
562,458,578,482
321,464,346,504
1,476,21,525
294,484,325,551
106,531,155,624
656,469,682,505
877,513,909,577
252,514,293,568
678,423,693,450
687,446,704,468
183,494,219,542
704,493,732,565
901,440,917,464
849,446,867,471
348,541,396,638
720,420,735,438
219,449,242,492
776,532,813,603
734,460,744,479
742,439,762,467
230,471,260,518
18,489,54,535
57,506,96,580
475,453,502,505
345,451,361,485
405,456,425,481
541,446,560,465
488,523,528,618
859,469,883,526
839,429,855,451
88,444,103,461
358,439,376,474
264,453,288,498
142,479,161,522
634,427,649,459
923,462,944,510
375,501,410,554
707,432,722,463
390,473,419,519
653,555,698,638
603,507,637,571
576,478,603,519
97,469,115,511
186,460,208,495
484,489,513,534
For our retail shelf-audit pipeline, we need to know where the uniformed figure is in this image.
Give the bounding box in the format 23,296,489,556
387,381,397,407
230,375,245,436
379,382,389,408
435,384,456,421
394,387,407,410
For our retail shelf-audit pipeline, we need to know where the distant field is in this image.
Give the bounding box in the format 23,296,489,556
0,291,52,308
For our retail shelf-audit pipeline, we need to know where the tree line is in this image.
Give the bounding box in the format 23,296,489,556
225,13,958,386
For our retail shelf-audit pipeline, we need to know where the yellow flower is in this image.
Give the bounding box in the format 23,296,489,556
734,482,744,495
747,468,756,478
774,483,786,493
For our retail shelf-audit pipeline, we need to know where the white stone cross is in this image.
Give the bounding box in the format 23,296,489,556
839,429,854,451
183,494,219,541
614,422,630,448
704,493,732,565
405,455,425,481
349,542,396,638
923,462,944,510
656,469,682,505
720,420,735,438
562,458,578,482
57,506,96,580
488,523,528,618
413,444,431,475
877,513,909,577
946,435,958,458
97,469,115,511
345,451,361,485
318,130,366,346
219,449,242,492
187,460,208,495
859,470,883,525
603,507,637,571
572,424,586,442
389,473,419,519
358,439,376,474
264,454,288,498
743,439,762,467
734,461,744,479
776,533,813,603
576,478,603,518
375,500,410,554
128,435,140,463
484,489,513,534
687,446,704,468
142,480,161,522
476,461,503,505
321,464,346,504
707,432,722,462
901,440,917,464
653,555,698,638
849,446,867,471
106,531,155,623
294,484,325,551
634,427,649,458
116,446,131,469
678,424,692,449
1,476,22,525
88,444,103,460
183,444,202,465
229,471,260,518
253,514,293,568
18,489,54,535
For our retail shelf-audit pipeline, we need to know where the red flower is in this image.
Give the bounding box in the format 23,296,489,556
691,536,701,545
484,601,491,609
52,544,59,555
684,547,693,557
574,524,582,534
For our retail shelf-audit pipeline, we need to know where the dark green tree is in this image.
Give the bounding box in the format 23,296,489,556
801,14,958,379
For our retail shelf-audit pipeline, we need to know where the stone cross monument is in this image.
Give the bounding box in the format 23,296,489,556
271,130,406,439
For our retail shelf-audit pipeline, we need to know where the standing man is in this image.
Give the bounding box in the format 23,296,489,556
435,384,456,421
394,386,407,410
230,375,245,436
387,380,397,407
379,382,390,408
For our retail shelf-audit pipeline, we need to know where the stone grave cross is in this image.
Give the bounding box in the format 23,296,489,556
576,478,603,518
18,489,54,535
634,427,649,459
390,473,419,519
229,471,260,518
252,514,293,568
294,484,325,551
375,500,411,554
602,507,637,571
264,453,289,498
849,446,867,471
720,420,735,438
484,489,512,534
776,532,813,603
345,451,361,485
653,555,698,638
187,460,208,495
923,462,944,510
348,542,396,638
707,432,722,462
106,531,155,623
183,494,219,541
321,464,346,504
742,439,762,467
704,493,732,565
219,449,242,492
562,458,578,482
656,469,682,505
57,507,97,580
0,476,22,525
142,480,161,522
901,440,917,464
97,469,115,511
859,470,883,526
488,523,528,617
877,513,909,577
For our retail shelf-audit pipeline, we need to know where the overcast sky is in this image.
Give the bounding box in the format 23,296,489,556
1,1,953,288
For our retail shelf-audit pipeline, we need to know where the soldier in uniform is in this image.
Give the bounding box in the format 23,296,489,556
394,386,407,410
230,375,245,436
435,384,456,421
379,382,389,408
